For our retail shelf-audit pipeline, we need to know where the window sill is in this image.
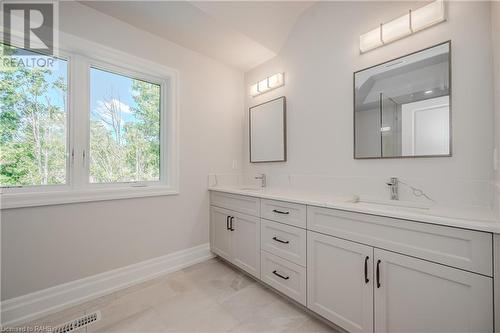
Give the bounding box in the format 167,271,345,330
0,186,179,209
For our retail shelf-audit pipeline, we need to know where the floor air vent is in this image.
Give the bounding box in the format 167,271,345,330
51,311,101,333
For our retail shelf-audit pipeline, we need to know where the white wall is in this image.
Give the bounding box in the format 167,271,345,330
243,1,495,207
0,2,244,300
493,2,500,186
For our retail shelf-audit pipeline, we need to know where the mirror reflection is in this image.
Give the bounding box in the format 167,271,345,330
250,97,286,163
354,42,451,159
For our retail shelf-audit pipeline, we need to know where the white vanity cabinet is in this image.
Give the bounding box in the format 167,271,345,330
374,249,493,333
307,230,493,333
261,199,307,228
209,190,496,333
210,193,261,278
307,206,494,333
260,199,308,305
307,231,374,333
307,206,493,276
231,212,261,278
261,219,307,266
210,206,233,261
261,250,307,305
210,191,260,216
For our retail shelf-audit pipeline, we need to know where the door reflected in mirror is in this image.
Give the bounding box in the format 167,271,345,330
354,41,451,159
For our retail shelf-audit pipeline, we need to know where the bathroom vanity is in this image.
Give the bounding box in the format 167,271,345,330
209,188,498,333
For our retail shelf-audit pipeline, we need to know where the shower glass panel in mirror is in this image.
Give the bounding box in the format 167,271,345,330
354,41,451,159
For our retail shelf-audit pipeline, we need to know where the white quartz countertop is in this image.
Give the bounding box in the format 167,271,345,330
208,186,500,233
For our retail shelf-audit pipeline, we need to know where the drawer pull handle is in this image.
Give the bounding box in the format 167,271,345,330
272,270,290,280
376,260,381,288
226,216,230,230
272,236,290,244
272,209,290,215
229,217,235,231
364,256,369,284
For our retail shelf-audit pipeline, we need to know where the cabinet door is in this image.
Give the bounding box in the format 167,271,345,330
307,231,374,333
210,206,232,261
374,249,493,333
231,212,261,278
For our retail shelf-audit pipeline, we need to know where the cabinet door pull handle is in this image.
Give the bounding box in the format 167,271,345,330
272,236,290,244
376,260,381,288
364,256,370,284
272,209,290,215
272,270,290,280
229,217,235,231
226,216,230,230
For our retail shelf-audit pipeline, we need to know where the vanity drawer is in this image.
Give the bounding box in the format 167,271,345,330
307,206,493,276
261,251,307,305
261,199,306,228
210,191,260,217
261,219,307,266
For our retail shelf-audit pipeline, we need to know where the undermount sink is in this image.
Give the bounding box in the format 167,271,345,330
351,198,432,212
238,187,264,191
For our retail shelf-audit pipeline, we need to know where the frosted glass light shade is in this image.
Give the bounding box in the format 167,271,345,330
411,0,445,32
359,0,445,54
382,14,411,43
257,79,269,93
268,73,284,89
250,84,259,96
360,27,383,53
250,73,285,97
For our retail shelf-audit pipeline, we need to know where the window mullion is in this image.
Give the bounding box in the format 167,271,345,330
70,55,90,189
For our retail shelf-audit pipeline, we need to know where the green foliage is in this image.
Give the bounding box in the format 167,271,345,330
1,45,161,187
0,45,67,187
89,79,161,183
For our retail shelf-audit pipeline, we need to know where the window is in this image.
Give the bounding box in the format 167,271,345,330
89,67,161,184
0,45,68,187
0,39,178,208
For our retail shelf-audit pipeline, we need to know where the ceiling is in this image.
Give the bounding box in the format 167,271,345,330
80,1,315,71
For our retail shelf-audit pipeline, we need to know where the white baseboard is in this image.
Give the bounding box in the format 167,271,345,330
1,243,214,327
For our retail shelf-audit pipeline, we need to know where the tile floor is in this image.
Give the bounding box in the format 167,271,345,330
17,258,340,333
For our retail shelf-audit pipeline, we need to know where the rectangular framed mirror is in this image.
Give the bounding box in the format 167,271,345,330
249,96,286,163
354,41,451,159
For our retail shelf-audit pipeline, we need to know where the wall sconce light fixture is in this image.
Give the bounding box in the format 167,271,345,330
250,73,284,97
360,0,446,53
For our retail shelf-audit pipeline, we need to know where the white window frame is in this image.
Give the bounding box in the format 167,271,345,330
0,49,73,194
84,59,169,189
0,32,179,209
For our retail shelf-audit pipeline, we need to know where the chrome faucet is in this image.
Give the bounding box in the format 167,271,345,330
386,177,399,200
255,174,267,188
